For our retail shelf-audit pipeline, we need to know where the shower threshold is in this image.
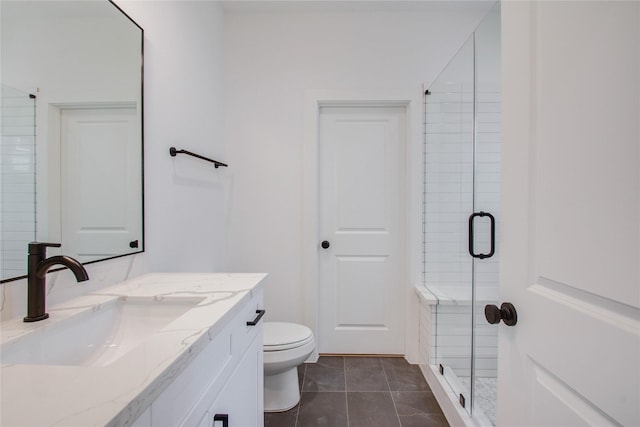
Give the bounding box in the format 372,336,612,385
438,364,496,427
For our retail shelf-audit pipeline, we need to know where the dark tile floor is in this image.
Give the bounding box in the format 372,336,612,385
264,356,450,427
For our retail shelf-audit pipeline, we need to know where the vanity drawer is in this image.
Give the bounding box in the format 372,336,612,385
234,288,265,355
150,323,233,426
149,288,264,427
179,289,264,427
191,330,263,427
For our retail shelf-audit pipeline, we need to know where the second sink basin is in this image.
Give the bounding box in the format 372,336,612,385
1,297,203,367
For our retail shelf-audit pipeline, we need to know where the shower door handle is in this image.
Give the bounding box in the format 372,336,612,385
468,211,495,259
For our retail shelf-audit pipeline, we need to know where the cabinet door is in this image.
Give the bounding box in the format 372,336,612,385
207,332,264,427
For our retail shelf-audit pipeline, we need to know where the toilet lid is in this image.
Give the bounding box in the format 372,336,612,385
264,322,313,351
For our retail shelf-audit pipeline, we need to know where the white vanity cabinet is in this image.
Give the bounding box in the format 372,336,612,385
0,273,268,427
138,288,264,427
193,331,263,427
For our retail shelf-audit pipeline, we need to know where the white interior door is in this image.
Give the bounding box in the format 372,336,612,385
61,106,142,261
318,105,406,354
500,2,639,425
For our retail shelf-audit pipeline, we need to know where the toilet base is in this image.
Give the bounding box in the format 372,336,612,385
264,367,300,412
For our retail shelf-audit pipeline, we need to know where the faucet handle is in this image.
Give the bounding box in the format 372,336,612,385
28,242,62,256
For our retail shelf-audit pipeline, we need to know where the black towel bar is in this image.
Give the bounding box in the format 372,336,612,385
169,147,228,168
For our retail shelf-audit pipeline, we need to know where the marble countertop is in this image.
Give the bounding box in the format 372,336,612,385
0,272,267,427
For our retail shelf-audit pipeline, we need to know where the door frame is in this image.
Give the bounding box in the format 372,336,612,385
301,88,423,361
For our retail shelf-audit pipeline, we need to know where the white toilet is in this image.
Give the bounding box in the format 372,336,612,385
263,322,315,412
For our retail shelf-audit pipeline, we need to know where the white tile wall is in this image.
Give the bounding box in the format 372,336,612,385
418,296,499,379
473,89,501,294
418,295,432,366
424,84,473,293
1,85,36,279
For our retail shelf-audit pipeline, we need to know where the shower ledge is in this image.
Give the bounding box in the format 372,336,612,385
416,284,499,305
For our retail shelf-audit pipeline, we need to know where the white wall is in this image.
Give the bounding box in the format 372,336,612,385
119,1,229,273
223,3,493,324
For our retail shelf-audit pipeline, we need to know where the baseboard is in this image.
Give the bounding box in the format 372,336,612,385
318,353,404,358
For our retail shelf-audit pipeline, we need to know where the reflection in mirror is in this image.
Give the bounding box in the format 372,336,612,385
0,1,144,282
0,85,37,279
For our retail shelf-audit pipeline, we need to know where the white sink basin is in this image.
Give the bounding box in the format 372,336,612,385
1,297,203,367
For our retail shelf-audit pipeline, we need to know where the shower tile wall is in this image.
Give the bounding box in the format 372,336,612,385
432,305,498,378
473,87,501,292
423,83,501,380
0,85,36,279
423,86,501,291
418,291,435,366
423,82,473,291
472,86,501,380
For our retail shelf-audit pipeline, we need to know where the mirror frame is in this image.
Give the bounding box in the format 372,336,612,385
0,0,144,284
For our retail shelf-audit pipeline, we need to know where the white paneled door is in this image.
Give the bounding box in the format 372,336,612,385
61,107,142,261
318,105,406,354
500,2,639,425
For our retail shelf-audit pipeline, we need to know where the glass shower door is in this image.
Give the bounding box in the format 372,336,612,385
424,2,501,425
471,4,501,425
424,33,475,415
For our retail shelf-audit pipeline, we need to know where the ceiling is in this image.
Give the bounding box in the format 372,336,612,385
220,0,496,14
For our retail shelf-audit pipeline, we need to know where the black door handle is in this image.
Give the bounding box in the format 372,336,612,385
484,302,517,326
468,211,495,259
213,414,228,427
129,240,139,249
321,240,330,249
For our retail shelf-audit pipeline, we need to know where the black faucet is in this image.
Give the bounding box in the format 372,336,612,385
24,242,89,322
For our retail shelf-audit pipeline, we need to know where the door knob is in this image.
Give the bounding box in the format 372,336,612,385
321,240,330,249
484,302,517,326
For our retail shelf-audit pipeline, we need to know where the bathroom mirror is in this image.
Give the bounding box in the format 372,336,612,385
0,0,144,282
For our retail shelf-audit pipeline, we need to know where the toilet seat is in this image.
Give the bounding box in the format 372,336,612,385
264,322,313,352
